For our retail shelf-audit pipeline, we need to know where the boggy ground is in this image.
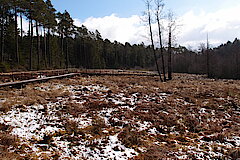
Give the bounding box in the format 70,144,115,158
0,74,239,159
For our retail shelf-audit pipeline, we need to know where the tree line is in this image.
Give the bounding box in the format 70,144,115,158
171,39,240,79
0,0,156,72
144,0,240,80
0,0,239,80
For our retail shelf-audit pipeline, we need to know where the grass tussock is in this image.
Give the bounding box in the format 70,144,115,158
62,102,86,117
87,116,106,136
118,126,142,148
0,125,21,160
135,145,175,160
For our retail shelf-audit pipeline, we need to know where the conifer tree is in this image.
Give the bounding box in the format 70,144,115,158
57,10,74,68
44,0,57,68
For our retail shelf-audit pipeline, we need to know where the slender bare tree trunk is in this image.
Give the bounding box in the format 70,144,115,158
167,10,176,80
0,29,2,62
206,34,210,78
0,24,4,62
59,34,62,68
61,33,64,68
65,37,69,68
29,18,33,70
47,28,51,67
0,9,4,62
20,13,23,38
14,7,19,64
168,26,172,80
147,1,163,82
36,21,40,70
43,27,47,68
156,9,166,81
0,6,2,62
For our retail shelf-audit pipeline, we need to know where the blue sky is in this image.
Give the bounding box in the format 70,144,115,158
51,0,239,20
51,0,145,20
50,0,240,48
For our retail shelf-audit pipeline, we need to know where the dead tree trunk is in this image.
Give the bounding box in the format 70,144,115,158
36,21,41,70
14,7,19,64
168,26,172,80
167,10,176,80
146,1,163,82
60,32,64,68
29,18,33,70
20,12,23,38
43,27,47,68
0,9,4,62
0,24,4,62
65,37,69,68
156,0,166,81
206,34,210,78
47,28,51,68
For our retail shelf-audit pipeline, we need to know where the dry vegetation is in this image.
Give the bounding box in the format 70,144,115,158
0,73,239,159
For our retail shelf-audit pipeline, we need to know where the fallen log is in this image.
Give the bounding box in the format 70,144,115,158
0,73,79,88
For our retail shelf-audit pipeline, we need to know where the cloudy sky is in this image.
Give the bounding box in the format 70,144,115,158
51,0,240,48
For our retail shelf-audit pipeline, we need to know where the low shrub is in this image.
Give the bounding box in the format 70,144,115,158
0,133,19,148
0,104,10,113
90,116,106,135
184,115,200,132
0,62,10,73
118,127,141,148
136,145,174,160
229,149,240,159
64,120,80,135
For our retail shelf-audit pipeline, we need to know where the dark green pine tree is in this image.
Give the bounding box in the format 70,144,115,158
57,10,74,68
23,0,35,70
10,0,21,64
44,0,57,68
32,0,46,69
0,0,9,63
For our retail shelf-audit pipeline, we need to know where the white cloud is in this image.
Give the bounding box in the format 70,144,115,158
73,4,240,49
178,5,240,48
17,4,240,49
74,14,150,45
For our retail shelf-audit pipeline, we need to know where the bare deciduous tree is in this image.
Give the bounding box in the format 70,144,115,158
206,34,210,78
155,0,166,81
145,0,163,82
167,10,177,80
14,6,19,64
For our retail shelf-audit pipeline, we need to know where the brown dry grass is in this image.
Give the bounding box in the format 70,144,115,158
135,145,176,160
0,83,72,113
118,126,142,148
0,123,21,160
0,73,239,159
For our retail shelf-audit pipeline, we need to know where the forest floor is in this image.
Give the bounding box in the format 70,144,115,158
0,73,239,159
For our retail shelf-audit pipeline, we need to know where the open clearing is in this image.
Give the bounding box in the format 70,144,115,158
0,74,239,159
